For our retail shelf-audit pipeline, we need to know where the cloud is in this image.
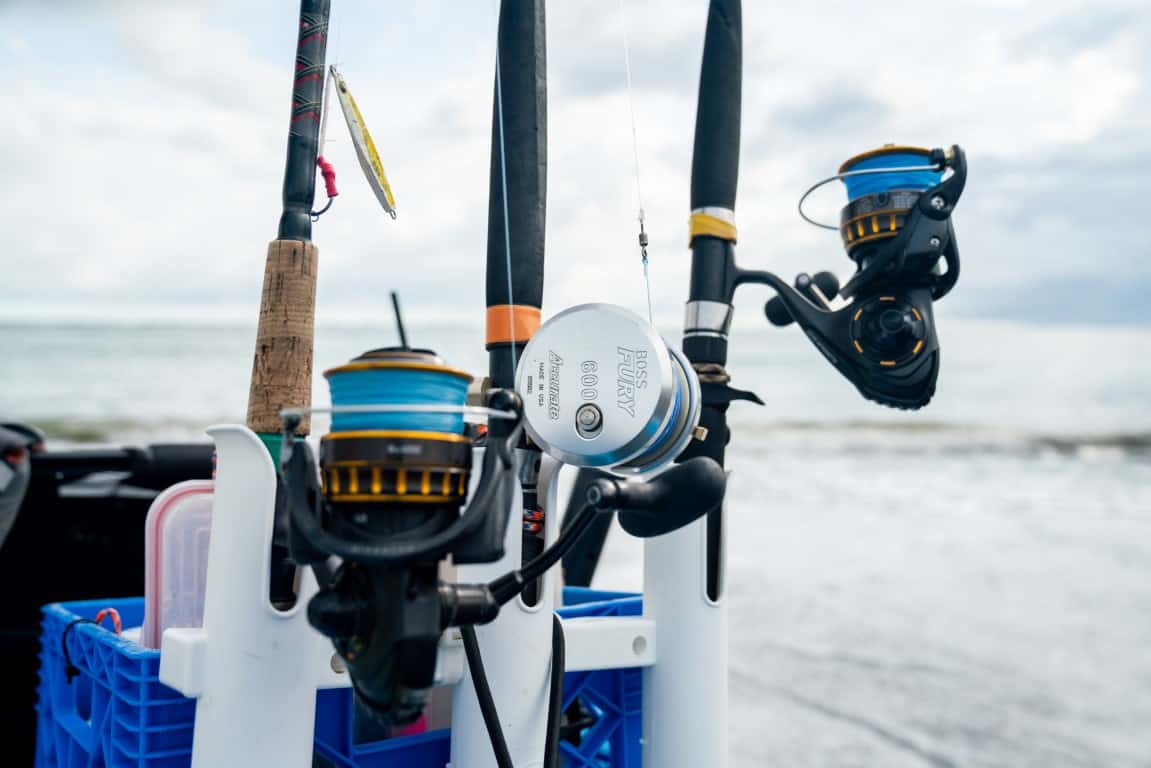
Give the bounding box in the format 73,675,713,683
1,0,1149,327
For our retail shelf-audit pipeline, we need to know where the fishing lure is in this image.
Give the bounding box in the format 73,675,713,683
326,65,398,219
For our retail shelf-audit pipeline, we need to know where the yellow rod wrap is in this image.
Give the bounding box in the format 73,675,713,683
689,212,738,243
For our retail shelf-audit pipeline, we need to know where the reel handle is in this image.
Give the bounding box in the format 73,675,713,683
765,271,840,327
587,457,726,539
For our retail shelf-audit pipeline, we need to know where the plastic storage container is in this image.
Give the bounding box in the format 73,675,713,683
36,589,643,767
142,481,214,649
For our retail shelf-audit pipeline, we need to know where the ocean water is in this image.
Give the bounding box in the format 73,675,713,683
2,318,1150,766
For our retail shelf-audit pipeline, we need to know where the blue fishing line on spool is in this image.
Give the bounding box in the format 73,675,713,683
842,153,941,202
645,380,683,462
327,367,469,433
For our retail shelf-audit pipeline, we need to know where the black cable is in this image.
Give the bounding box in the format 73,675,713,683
461,625,515,768
61,618,95,683
544,614,565,768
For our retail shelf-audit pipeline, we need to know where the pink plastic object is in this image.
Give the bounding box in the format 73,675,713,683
317,156,339,197
143,480,215,648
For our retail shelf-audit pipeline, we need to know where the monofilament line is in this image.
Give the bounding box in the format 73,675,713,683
619,0,653,325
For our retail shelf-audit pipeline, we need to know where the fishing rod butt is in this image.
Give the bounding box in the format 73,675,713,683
246,239,319,435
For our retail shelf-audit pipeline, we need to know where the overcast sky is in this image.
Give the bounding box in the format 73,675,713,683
2,0,1148,326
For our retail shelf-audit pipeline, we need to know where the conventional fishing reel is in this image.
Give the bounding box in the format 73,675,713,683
759,144,968,409
280,347,525,725
515,303,727,538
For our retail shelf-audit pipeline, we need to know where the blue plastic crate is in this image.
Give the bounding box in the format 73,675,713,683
36,590,643,767
555,589,643,768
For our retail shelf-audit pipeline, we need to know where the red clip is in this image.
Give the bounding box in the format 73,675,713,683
93,608,123,635
317,156,339,198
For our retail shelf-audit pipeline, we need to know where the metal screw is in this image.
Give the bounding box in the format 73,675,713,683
929,236,942,248
575,404,603,438
930,196,946,210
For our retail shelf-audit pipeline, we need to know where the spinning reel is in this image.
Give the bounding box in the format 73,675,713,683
761,144,967,409
280,347,523,725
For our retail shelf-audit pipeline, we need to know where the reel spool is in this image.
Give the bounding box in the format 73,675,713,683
320,348,474,534
836,146,947,282
515,303,701,476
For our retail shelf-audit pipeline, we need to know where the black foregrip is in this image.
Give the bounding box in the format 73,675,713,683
485,0,547,313
277,0,331,242
689,0,741,212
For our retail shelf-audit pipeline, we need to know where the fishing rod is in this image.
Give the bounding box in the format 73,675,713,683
235,0,330,611
246,0,330,450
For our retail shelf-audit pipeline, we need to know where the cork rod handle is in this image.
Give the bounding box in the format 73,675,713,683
246,239,319,435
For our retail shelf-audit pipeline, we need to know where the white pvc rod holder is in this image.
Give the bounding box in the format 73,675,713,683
160,425,343,768
642,509,728,768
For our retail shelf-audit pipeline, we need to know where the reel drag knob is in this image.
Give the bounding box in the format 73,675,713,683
515,303,701,476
